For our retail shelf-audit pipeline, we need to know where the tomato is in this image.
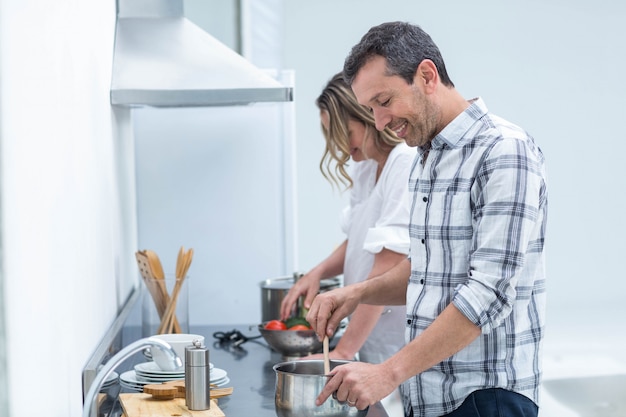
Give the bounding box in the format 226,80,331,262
264,320,287,330
288,324,311,331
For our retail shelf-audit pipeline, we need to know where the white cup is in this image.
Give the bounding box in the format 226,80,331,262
150,333,205,371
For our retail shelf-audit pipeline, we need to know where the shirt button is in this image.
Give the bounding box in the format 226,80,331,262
420,279,424,284
422,196,428,202
407,319,412,325
421,239,425,244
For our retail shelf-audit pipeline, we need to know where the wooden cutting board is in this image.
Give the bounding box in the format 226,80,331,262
120,393,225,417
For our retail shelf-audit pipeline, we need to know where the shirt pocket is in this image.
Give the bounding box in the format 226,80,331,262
427,190,472,229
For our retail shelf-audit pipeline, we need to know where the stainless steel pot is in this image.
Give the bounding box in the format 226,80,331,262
273,359,368,417
259,273,341,322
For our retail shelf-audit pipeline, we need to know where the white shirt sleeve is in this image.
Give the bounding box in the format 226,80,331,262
363,143,415,255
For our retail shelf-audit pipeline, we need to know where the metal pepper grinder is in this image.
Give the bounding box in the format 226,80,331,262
185,339,211,410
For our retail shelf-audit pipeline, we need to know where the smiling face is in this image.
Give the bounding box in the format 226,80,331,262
351,55,440,148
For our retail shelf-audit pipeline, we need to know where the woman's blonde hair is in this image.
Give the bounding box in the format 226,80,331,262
316,72,402,189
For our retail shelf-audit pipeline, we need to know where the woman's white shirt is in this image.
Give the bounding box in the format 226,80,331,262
340,142,416,363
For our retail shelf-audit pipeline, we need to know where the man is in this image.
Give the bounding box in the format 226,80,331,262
306,22,547,417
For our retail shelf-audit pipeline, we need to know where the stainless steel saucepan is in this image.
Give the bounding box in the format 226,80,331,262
273,359,368,417
259,273,341,322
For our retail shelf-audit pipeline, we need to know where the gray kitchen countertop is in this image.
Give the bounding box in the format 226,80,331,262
98,324,388,417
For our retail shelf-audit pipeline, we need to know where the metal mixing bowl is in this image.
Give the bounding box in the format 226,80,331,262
273,359,368,417
258,323,324,357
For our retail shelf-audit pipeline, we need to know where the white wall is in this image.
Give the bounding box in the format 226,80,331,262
131,99,297,327
284,0,625,316
0,1,136,416
185,0,626,323
281,2,626,415
183,1,626,414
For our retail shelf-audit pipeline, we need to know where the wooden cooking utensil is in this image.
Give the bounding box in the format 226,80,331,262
157,247,193,334
145,249,165,279
175,246,185,278
143,380,233,400
137,249,182,334
144,250,170,314
323,335,330,375
143,381,180,400
145,249,177,329
136,251,167,318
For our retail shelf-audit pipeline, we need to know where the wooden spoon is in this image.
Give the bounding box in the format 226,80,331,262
323,335,330,375
143,248,181,334
175,246,185,279
180,248,193,277
158,247,193,334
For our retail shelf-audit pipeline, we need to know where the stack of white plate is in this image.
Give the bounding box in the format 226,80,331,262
134,361,185,382
99,371,119,392
209,367,229,386
119,361,229,392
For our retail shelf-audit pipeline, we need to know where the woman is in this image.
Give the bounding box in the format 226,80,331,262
279,73,415,415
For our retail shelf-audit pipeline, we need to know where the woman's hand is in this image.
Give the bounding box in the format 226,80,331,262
281,240,347,321
279,273,321,320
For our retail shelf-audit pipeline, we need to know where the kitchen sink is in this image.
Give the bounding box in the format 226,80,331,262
542,374,626,417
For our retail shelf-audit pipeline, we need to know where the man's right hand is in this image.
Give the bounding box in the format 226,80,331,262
306,284,361,340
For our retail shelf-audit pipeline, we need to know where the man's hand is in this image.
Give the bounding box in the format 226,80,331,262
318,361,397,410
306,285,361,340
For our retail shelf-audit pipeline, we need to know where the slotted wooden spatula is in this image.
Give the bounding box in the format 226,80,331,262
135,251,167,318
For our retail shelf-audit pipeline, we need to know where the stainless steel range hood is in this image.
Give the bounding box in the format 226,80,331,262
111,0,293,107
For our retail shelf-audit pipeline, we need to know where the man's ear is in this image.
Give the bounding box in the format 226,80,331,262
414,59,438,93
